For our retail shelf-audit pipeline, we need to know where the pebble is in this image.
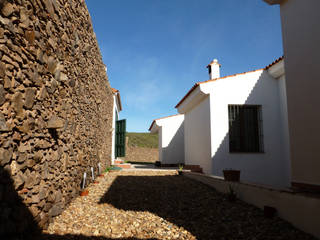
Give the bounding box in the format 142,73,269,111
43,170,316,240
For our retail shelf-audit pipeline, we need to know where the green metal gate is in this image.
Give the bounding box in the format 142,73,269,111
115,119,126,157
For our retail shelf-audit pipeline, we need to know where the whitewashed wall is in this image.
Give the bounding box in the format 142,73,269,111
111,95,119,164
151,115,185,164
279,0,320,187
159,115,185,164
277,74,291,185
184,97,212,174
203,70,290,187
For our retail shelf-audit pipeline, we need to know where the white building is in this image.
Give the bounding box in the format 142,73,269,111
149,114,185,165
264,0,320,191
176,58,290,187
111,88,123,164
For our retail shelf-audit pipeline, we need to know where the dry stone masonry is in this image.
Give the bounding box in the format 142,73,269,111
0,0,113,236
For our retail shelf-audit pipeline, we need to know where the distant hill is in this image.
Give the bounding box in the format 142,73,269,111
126,132,158,148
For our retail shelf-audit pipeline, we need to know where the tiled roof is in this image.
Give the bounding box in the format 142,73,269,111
175,57,284,109
111,88,119,94
265,56,284,69
111,87,122,111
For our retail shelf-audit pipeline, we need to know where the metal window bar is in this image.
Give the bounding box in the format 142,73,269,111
228,105,263,153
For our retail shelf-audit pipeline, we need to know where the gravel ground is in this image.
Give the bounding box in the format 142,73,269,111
42,170,316,240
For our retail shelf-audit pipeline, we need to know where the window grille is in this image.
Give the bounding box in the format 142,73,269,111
228,105,263,153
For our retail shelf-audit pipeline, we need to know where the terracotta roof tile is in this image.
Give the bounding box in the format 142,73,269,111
111,87,122,111
175,68,264,109
111,88,119,94
265,56,284,69
175,56,284,109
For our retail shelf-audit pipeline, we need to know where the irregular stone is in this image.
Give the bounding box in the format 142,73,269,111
26,159,36,168
31,71,42,86
0,62,5,78
17,153,27,163
48,37,56,49
12,53,23,64
18,142,31,153
1,2,15,17
2,55,14,65
44,202,52,212
61,32,69,42
10,160,19,175
38,85,48,100
0,85,5,105
0,148,12,165
69,79,75,87
55,190,62,203
33,152,42,163
13,171,25,189
48,204,62,217
50,78,58,92
29,205,40,217
12,92,24,116
0,27,4,38
43,0,55,17
31,194,40,204
24,171,39,188
35,116,46,129
60,72,68,82
19,8,30,28
47,116,64,129
4,76,11,89
0,117,9,132
25,29,35,44
17,120,30,133
0,15,10,27
36,49,44,63
24,88,35,109
47,56,57,74
12,131,21,141
39,187,47,200
35,139,51,149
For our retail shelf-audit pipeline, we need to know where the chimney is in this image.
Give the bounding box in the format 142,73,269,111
207,59,221,80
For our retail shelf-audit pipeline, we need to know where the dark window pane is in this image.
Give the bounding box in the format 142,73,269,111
228,105,263,153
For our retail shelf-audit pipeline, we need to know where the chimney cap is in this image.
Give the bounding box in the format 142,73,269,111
206,59,221,68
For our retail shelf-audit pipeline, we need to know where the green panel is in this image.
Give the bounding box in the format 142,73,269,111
115,119,126,157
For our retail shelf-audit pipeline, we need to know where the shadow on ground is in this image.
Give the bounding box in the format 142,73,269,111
99,175,316,240
42,235,157,240
0,165,316,240
0,165,158,240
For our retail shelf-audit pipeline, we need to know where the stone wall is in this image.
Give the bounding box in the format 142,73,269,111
0,0,113,236
124,137,158,163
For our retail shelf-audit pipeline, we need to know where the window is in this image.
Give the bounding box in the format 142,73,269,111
228,105,263,153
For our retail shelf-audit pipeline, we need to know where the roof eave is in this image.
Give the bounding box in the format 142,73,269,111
267,59,285,79
149,120,160,133
117,92,122,111
176,85,208,114
263,0,286,5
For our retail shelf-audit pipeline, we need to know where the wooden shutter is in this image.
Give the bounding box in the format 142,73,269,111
115,119,126,157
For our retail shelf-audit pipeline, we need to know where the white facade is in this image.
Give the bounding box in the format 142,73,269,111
177,60,290,187
111,89,122,164
149,114,184,164
184,97,211,173
264,0,320,188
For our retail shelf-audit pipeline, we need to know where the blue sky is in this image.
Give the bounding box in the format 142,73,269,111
85,0,283,132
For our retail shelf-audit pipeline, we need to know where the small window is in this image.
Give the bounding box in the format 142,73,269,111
228,105,264,153
208,65,212,74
